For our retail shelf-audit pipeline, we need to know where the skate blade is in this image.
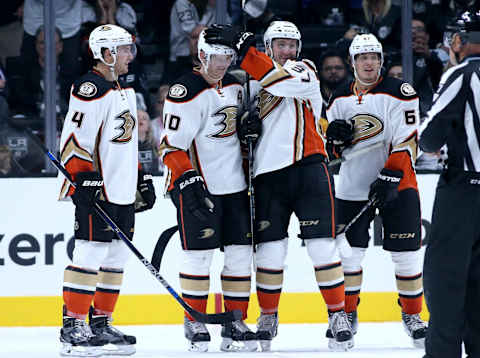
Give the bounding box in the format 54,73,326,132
328,338,354,351
102,343,136,355
412,337,425,349
259,340,272,352
188,341,209,352
220,338,258,352
60,343,102,357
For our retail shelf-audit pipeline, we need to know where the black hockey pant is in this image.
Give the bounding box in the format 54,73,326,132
424,170,480,358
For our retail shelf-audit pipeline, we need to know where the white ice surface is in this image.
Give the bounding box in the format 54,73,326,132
0,322,459,358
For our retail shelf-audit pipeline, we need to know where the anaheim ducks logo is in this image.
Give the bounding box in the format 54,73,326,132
112,110,136,143
351,113,384,144
258,90,283,119
209,106,237,139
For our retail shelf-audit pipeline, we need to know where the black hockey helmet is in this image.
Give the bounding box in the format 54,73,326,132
446,10,480,45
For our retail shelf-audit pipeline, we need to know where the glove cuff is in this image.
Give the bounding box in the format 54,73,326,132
378,168,403,181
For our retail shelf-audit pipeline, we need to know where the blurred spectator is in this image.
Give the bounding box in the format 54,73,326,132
344,0,402,52
151,84,169,144
0,145,15,176
0,1,24,67
411,18,444,116
138,109,161,175
301,1,349,26
118,59,152,115
82,0,137,36
8,26,72,120
164,0,231,84
317,49,350,105
385,60,402,80
21,0,91,78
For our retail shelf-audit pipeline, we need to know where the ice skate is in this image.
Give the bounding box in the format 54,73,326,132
256,312,279,352
401,312,427,348
220,319,257,352
60,315,106,357
325,310,354,351
347,310,358,335
89,310,136,355
184,317,210,352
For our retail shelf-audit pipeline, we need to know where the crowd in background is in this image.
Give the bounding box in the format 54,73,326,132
0,0,477,176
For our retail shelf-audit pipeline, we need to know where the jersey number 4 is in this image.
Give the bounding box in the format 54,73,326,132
72,111,85,128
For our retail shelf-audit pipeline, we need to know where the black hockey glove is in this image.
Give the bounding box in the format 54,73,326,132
135,170,156,213
174,170,214,221
204,24,256,60
237,110,262,145
71,171,103,211
326,119,354,147
368,168,403,209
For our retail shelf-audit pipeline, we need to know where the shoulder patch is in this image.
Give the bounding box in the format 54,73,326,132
169,84,187,99
400,82,416,96
78,82,98,98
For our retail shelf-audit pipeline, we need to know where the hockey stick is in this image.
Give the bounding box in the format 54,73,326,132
24,129,241,325
151,225,178,270
242,0,256,244
334,197,376,258
328,141,384,167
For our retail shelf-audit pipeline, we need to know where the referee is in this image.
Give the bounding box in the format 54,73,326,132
420,10,480,358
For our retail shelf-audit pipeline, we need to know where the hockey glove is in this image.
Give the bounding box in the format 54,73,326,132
174,170,214,221
326,119,354,147
204,24,256,60
71,171,103,211
237,110,262,145
135,170,156,213
368,168,403,209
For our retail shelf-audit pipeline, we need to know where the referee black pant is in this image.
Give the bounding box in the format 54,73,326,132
424,169,480,358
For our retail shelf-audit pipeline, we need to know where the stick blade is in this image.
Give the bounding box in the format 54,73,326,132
189,309,242,324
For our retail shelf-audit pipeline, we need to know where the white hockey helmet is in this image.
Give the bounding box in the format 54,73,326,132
263,21,302,58
349,33,383,84
198,28,236,68
89,24,135,67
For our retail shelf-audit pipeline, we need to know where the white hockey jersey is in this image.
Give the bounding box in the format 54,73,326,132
159,70,246,195
58,70,138,205
326,77,419,201
240,47,327,177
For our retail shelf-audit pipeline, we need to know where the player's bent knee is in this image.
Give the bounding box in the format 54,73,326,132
391,250,422,276
182,249,215,275
255,238,288,269
223,245,253,276
101,239,131,269
305,237,339,266
72,240,110,271
342,247,367,273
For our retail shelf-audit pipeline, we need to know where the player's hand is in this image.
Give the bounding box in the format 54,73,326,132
174,170,214,221
204,24,256,60
71,171,103,211
237,110,262,145
368,168,403,209
326,119,354,147
135,170,156,213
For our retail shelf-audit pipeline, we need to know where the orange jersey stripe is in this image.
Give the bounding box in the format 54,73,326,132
164,150,194,190
384,151,418,191
240,47,275,81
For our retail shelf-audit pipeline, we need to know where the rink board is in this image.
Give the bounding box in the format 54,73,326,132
0,175,438,326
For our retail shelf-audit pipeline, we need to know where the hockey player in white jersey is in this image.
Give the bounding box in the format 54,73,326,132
205,21,353,351
58,24,156,357
325,33,427,348
159,28,257,352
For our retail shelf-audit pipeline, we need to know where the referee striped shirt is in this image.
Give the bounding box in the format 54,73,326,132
420,55,480,172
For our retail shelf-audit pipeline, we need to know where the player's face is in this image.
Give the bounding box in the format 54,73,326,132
354,52,381,84
206,54,233,80
115,44,135,75
271,38,298,66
